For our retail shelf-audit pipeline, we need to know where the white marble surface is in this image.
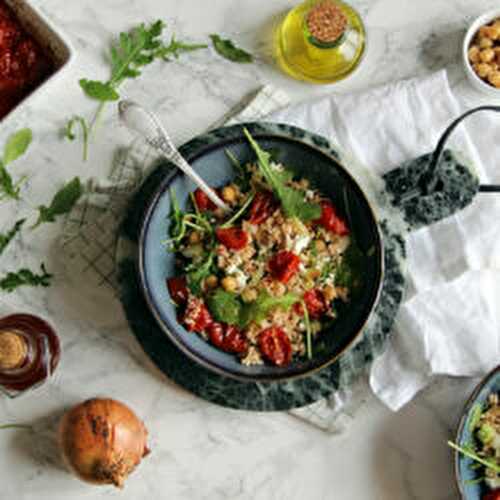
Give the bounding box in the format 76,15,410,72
0,0,499,498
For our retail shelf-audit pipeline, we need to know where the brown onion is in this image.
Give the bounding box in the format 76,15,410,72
58,398,150,488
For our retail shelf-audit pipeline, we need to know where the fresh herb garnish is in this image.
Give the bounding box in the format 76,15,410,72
33,177,83,229
64,116,89,161
210,34,253,63
68,21,207,159
468,404,483,433
207,289,242,325
302,300,313,360
220,192,255,228
335,241,364,289
0,219,25,256
225,148,251,190
0,424,32,431
0,129,32,201
448,441,500,474
243,129,321,222
239,292,299,327
186,251,215,296
0,264,52,292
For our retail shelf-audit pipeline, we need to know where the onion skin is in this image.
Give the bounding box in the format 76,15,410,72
59,398,150,488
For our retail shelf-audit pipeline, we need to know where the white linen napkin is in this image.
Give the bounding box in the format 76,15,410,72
256,70,500,411
62,70,500,418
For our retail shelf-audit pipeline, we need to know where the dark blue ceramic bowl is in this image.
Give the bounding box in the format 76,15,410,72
139,122,384,382
455,365,500,499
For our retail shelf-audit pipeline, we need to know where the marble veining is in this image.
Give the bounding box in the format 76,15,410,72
0,0,497,499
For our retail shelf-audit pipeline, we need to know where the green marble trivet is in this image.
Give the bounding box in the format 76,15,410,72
116,123,479,411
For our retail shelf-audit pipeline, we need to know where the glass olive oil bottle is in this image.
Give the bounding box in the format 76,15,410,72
275,0,365,84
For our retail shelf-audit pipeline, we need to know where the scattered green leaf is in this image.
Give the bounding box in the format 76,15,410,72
0,264,53,292
33,177,83,229
210,34,253,63
220,192,255,228
468,404,483,433
244,128,321,221
225,148,251,191
0,219,25,256
335,241,364,289
3,129,32,166
79,79,120,102
0,129,32,201
207,289,242,325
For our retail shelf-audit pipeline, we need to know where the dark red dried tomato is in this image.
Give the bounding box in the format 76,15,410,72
483,490,500,500
207,322,225,349
315,201,349,235
193,188,217,211
215,227,249,250
303,289,328,318
248,190,277,224
207,323,248,354
182,296,213,333
258,326,292,367
268,251,301,284
223,325,248,354
167,276,189,305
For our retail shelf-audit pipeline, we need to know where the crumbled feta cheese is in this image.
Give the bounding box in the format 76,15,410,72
286,233,311,254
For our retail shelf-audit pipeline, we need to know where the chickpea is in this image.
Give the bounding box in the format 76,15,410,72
314,239,327,253
205,275,218,289
488,70,500,88
241,287,258,303
479,48,495,63
221,276,237,292
222,185,237,203
188,231,201,244
480,25,500,40
323,285,337,302
307,269,321,280
468,45,480,63
478,36,493,49
474,63,493,79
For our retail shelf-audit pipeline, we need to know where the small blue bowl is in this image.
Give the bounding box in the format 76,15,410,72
455,365,500,499
138,122,384,382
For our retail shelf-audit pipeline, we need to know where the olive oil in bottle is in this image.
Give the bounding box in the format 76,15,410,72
275,0,365,84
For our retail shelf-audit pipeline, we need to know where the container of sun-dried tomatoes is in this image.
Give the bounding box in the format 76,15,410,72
0,0,73,122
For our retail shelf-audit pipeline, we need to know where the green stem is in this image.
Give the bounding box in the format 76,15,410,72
302,300,312,360
0,424,32,431
447,441,500,473
220,192,255,228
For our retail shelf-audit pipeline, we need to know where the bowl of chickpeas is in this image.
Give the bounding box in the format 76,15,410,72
464,9,500,96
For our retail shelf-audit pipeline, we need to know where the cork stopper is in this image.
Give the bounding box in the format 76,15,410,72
0,330,27,370
306,2,347,44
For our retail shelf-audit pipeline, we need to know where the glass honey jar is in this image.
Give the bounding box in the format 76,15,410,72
275,0,366,84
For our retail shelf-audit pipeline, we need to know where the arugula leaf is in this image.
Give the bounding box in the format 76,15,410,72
240,292,299,327
3,129,32,166
468,404,483,433
0,219,25,256
155,36,208,61
335,241,364,289
67,21,207,160
243,129,321,221
79,80,120,102
210,34,253,63
207,289,242,325
186,251,214,296
0,129,32,201
225,148,251,190
64,116,89,161
33,177,83,229
0,264,52,292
